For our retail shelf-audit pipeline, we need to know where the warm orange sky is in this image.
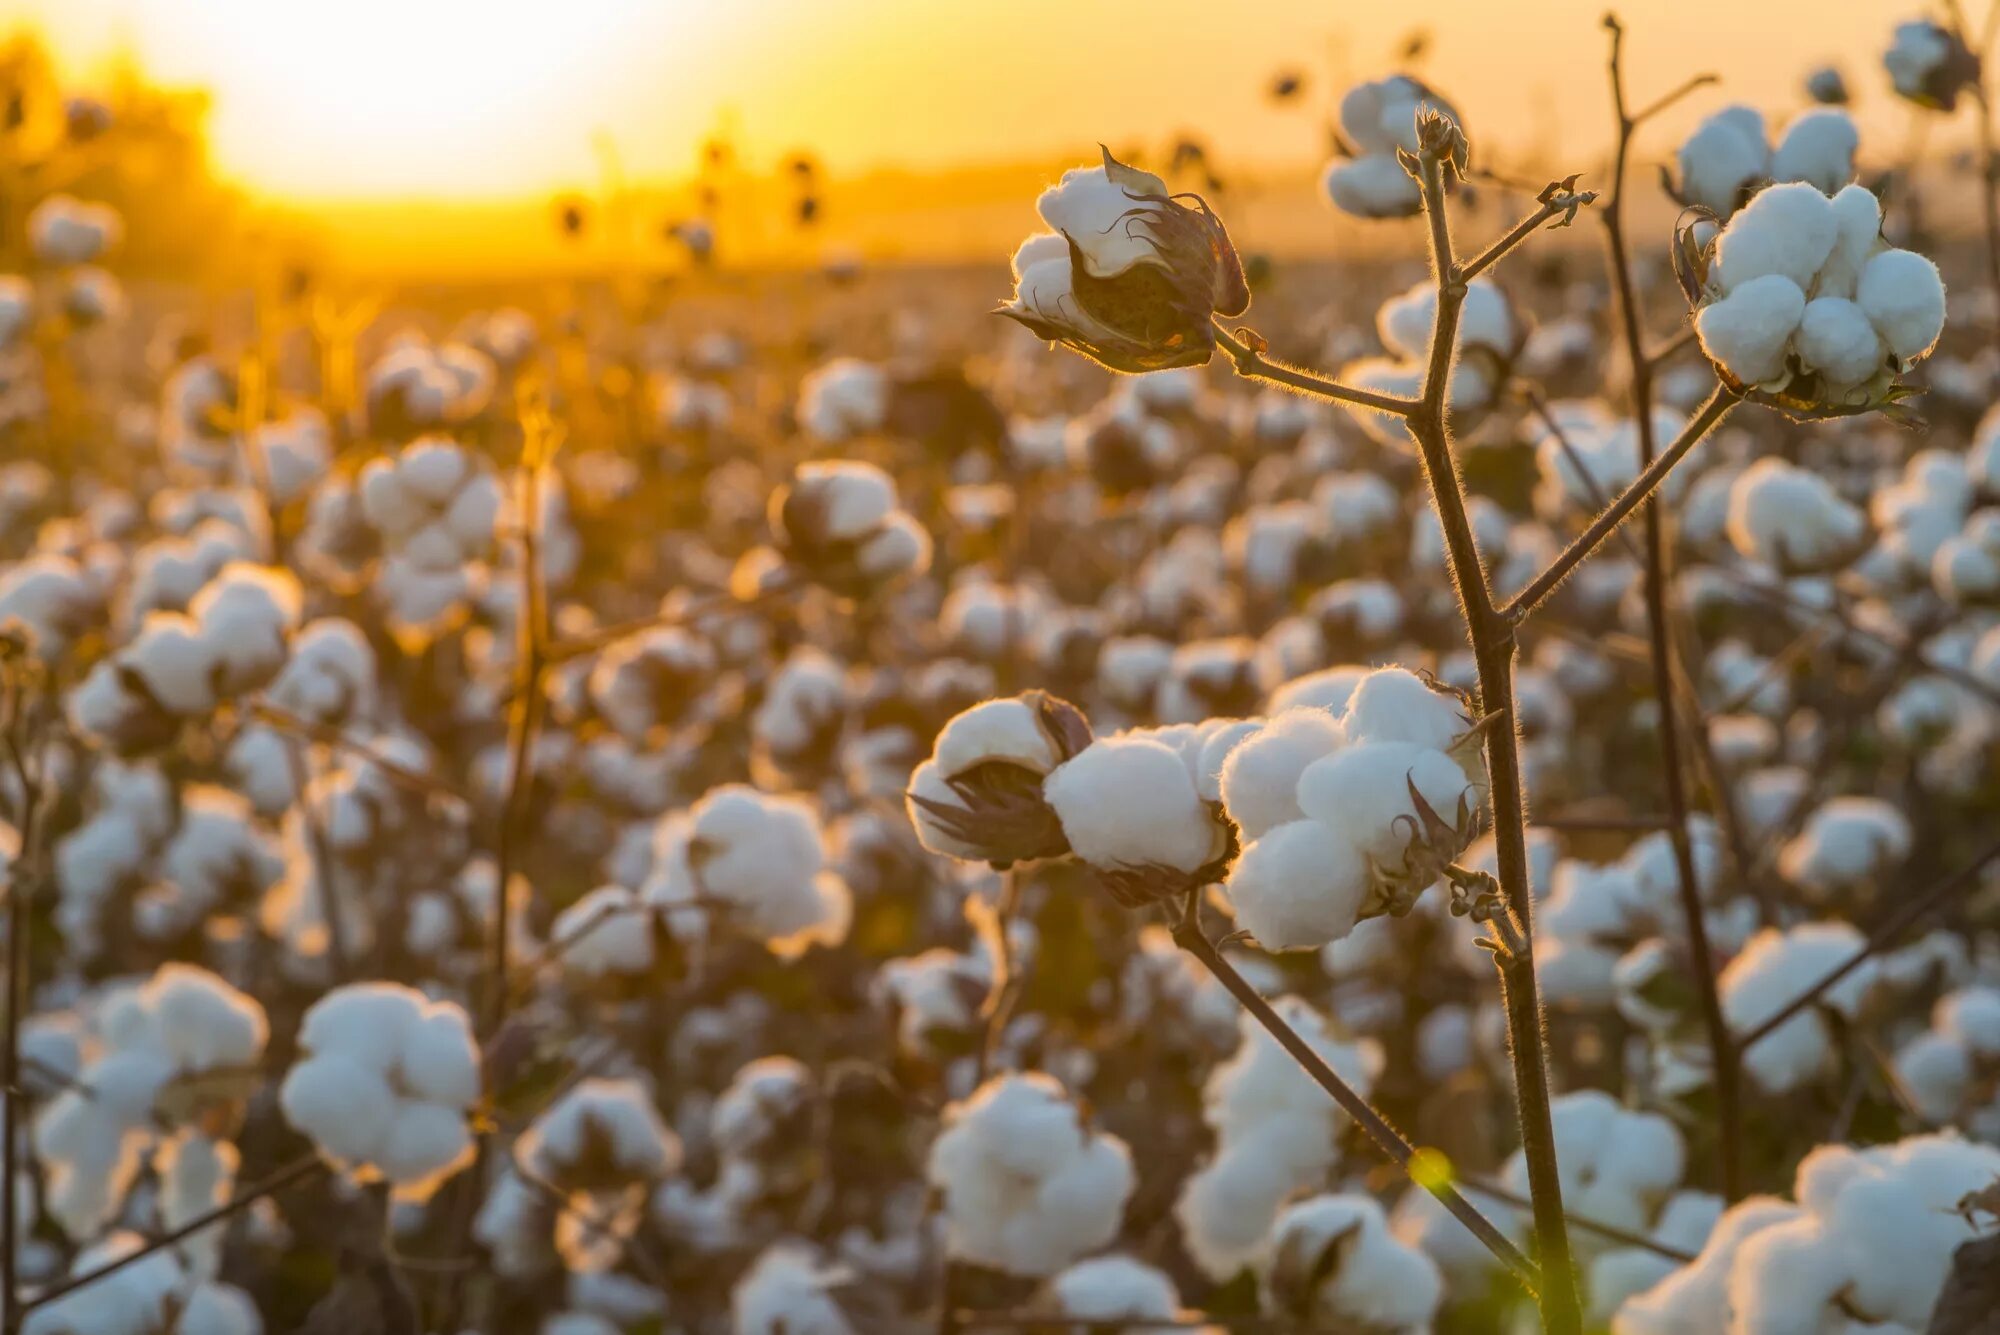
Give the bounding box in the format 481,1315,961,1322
9,0,1953,203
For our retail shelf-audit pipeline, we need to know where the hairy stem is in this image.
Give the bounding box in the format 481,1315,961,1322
1399,143,1581,1332
1211,324,1420,416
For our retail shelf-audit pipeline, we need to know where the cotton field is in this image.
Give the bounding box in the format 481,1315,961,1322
3,6,2000,1334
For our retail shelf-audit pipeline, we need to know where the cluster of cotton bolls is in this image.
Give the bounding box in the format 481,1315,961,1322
502,1077,682,1273
1615,1134,2000,1332
278,982,482,1197
1692,182,1946,404
924,1072,1134,1277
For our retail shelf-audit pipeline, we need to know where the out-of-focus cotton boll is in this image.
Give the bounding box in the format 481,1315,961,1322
1776,796,1911,898
1175,998,1382,1279
1322,153,1423,218
797,357,888,442
642,784,851,957
731,1243,859,1335
1320,75,1458,219
1720,923,1874,1094
1675,107,1770,215
1769,108,1859,195
1502,1091,1685,1249
548,884,654,979
926,1072,1134,1277
1724,457,1867,571
278,982,479,1198
1261,1193,1442,1333
1047,1254,1189,1329
20,1230,182,1335
27,194,122,266
1885,19,1978,110
517,1078,681,1273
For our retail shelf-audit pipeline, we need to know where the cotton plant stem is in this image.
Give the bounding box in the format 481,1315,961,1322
1169,893,1541,1294
1210,324,1420,417
1398,145,1581,1334
0,730,48,1335
1599,12,1744,1201
1502,386,1736,621
280,736,351,980
1974,81,2000,361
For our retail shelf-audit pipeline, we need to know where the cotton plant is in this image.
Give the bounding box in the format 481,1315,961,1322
513,1078,681,1273
362,336,495,437
1722,456,1870,572
924,1071,1134,1278
277,982,481,1199
1688,181,1946,411
640,783,852,958
766,459,932,597
1719,923,1881,1095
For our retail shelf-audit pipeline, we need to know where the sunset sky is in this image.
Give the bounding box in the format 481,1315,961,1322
9,0,1950,203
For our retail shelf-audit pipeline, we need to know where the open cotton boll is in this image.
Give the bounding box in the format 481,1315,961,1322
1776,796,1911,895
1264,1195,1443,1333
1720,923,1873,1094
1501,1090,1685,1244
1855,248,1947,362
1724,458,1866,571
1339,665,1476,755
1225,817,1368,949
1676,107,1769,215
1695,274,1806,385
1037,157,1173,279
645,785,850,957
731,1243,858,1335
1322,154,1423,218
795,358,888,442
1793,296,1884,388
787,461,896,541
1044,736,1224,874
1048,1255,1186,1327
1612,1194,1802,1333
1769,108,1858,195
280,982,480,1196
925,1072,1134,1277
20,1230,181,1335
1296,740,1476,868
1218,709,1345,841
1711,183,1839,293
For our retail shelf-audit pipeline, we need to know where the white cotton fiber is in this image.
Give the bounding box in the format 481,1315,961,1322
1696,273,1806,385
1712,183,1839,292
1856,248,1947,362
1044,736,1220,874
1225,818,1368,949
1795,296,1884,387
1770,109,1858,195
1218,709,1345,841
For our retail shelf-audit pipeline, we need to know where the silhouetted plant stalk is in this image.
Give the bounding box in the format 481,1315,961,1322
1944,0,2000,357
1,664,55,1335
1596,10,1745,1204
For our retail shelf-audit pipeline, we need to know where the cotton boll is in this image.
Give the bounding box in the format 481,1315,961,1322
1795,297,1885,388
1696,273,1806,385
1045,736,1223,874
1339,665,1474,754
1295,740,1476,869
1720,923,1872,1094
1724,457,1867,571
1676,109,1769,215
1770,109,1858,195
926,1073,1134,1277
1813,183,1884,300
1225,818,1368,949
1856,248,1947,363
1218,709,1345,841
732,1243,858,1335
1268,664,1371,715
1263,1194,1442,1332
1321,154,1423,219
1048,1254,1184,1327
1712,183,1839,293
1036,159,1173,279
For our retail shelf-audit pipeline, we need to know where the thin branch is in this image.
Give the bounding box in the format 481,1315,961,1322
21,1155,327,1315
1736,833,2000,1050
1628,73,1720,128
1458,185,1598,283
1503,385,1738,621
1211,324,1421,417
1170,892,1541,1295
